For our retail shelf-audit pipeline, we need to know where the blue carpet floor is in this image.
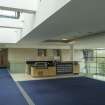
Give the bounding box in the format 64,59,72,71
20,77,105,105
0,69,28,105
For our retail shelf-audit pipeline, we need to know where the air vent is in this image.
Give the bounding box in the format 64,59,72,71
43,39,72,43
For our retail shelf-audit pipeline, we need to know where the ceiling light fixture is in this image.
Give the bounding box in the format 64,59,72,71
62,38,68,41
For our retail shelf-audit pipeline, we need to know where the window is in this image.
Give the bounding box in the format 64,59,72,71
83,49,105,75
38,49,47,57
0,9,20,19
83,49,94,61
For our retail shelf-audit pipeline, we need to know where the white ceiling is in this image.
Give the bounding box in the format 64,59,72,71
3,0,105,48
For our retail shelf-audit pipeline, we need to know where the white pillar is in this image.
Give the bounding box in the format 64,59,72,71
69,43,74,72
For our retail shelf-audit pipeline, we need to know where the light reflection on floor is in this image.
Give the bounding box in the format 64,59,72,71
10,73,80,81
93,75,105,81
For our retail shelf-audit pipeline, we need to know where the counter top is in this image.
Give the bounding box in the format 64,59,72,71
26,61,55,67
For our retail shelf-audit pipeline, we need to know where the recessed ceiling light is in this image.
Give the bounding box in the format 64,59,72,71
97,48,105,50
62,38,68,41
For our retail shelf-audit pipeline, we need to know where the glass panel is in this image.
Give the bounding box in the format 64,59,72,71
86,63,97,74
97,49,105,57
83,49,105,76
93,50,97,57
97,57,105,75
97,58,105,63
97,63,105,75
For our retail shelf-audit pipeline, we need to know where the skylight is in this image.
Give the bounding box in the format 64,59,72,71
0,28,21,43
0,9,20,19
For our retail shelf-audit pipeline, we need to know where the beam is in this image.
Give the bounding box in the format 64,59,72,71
0,6,36,14
0,25,23,29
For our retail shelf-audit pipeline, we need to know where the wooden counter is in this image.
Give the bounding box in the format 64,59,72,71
26,61,55,75
73,64,80,74
26,61,80,77
31,67,56,77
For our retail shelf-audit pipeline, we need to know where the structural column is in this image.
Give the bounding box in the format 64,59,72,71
69,43,74,72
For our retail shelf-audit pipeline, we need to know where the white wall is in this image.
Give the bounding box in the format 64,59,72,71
61,49,86,73
8,48,36,63
61,49,84,61
8,48,36,73
74,33,105,49
73,50,83,61
61,49,72,61
74,50,86,73
20,13,36,38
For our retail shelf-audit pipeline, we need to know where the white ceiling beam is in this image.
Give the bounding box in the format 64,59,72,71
0,0,39,14
0,6,36,14
0,25,23,29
